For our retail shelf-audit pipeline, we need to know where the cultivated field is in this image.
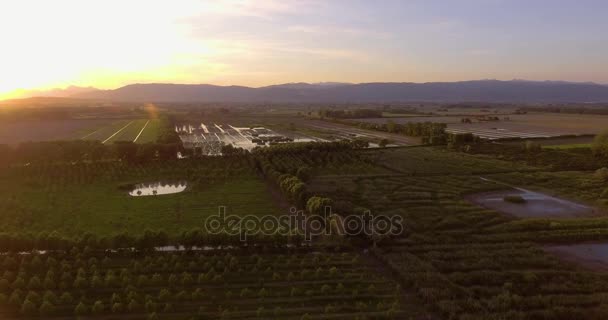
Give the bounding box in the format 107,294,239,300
300,146,608,319
354,112,608,140
0,249,419,319
82,119,160,144
0,158,282,237
0,119,116,145
1,107,608,319
298,120,421,146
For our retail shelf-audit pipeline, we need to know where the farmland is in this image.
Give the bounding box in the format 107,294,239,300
0,105,608,319
353,112,608,140
0,118,161,146
0,158,282,237
82,119,160,144
0,249,419,320
301,145,608,319
0,119,116,145
297,120,422,146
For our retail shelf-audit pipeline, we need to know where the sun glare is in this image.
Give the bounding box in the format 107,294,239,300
0,0,217,97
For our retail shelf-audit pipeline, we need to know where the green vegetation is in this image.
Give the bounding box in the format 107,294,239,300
592,130,608,158
0,249,413,319
2,107,608,319
0,158,281,238
543,143,592,149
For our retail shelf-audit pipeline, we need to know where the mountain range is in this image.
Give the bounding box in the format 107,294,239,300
9,86,99,99
17,80,608,103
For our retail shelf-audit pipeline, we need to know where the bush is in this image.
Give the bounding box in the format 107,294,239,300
504,195,526,204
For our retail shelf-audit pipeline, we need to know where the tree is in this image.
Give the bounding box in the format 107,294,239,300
111,302,123,313
60,292,73,305
592,130,608,158
258,288,268,300
92,300,105,314
386,120,397,133
27,276,41,290
158,289,171,301
74,301,88,316
39,301,55,317
128,299,140,313
42,291,57,304
113,141,139,163
21,299,38,316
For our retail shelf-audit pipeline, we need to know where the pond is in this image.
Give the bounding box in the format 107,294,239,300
466,187,598,218
128,181,187,196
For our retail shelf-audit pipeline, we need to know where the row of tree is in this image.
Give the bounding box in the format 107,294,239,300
318,109,383,119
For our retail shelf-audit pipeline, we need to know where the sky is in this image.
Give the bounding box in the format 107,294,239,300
0,0,607,99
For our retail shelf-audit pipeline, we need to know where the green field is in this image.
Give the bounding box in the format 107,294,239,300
80,119,160,144
0,159,281,237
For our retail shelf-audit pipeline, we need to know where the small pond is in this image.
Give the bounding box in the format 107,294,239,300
128,181,187,196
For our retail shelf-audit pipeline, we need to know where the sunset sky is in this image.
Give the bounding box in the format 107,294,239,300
1,0,607,99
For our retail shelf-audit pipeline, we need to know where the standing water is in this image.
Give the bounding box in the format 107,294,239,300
129,181,187,196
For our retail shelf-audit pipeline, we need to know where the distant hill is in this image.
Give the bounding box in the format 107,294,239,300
6,86,99,99
74,80,608,103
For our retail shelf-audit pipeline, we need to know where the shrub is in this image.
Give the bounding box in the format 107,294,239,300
504,195,526,204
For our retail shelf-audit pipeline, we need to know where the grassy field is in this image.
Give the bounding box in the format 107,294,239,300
0,159,282,237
